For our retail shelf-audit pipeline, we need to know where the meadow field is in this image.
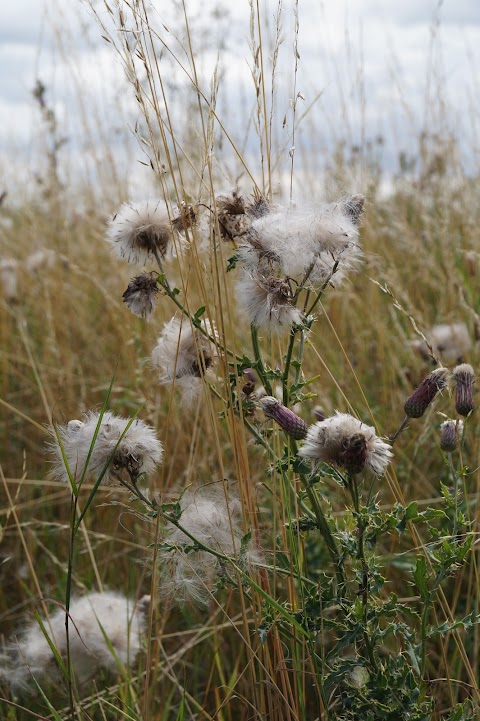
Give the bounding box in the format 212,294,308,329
1,2,480,719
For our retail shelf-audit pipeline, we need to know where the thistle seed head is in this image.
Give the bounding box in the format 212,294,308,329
48,411,163,486
216,191,251,241
5,592,148,692
106,200,182,265
122,273,159,319
299,412,393,476
343,194,365,226
236,269,303,334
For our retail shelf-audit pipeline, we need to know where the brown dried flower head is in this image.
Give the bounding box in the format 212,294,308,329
216,191,251,241
404,367,450,419
122,273,159,319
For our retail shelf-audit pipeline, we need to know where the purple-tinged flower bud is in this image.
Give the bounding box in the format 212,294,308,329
259,396,308,440
404,368,450,419
453,364,475,417
440,419,463,452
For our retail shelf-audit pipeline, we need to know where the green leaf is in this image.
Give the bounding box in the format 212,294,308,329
194,306,206,320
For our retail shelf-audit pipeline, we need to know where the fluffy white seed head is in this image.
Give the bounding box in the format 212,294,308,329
159,486,262,605
247,200,362,286
49,411,163,485
4,591,149,692
106,200,184,265
151,316,217,403
236,269,303,334
299,412,393,476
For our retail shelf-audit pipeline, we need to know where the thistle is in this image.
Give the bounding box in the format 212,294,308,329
299,412,393,476
236,269,303,334
122,272,159,319
159,486,262,605
440,419,463,452
151,316,217,404
215,190,251,241
453,364,475,417
3,592,149,691
259,396,308,440
404,368,450,419
106,200,189,265
49,411,163,486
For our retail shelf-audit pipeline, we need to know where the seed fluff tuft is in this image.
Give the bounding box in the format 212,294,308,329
48,411,163,485
151,316,218,404
2,591,149,692
299,412,392,476
106,200,188,265
158,486,262,605
122,272,160,319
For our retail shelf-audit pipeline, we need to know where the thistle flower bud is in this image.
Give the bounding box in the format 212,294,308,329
403,367,450,419
453,364,475,417
122,273,159,319
259,396,308,440
440,419,463,452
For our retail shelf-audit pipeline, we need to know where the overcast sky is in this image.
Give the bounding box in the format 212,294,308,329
2,0,480,194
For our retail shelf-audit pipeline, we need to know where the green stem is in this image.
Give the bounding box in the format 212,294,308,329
290,439,346,591
282,325,299,405
250,324,272,395
65,495,78,717
348,473,377,670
